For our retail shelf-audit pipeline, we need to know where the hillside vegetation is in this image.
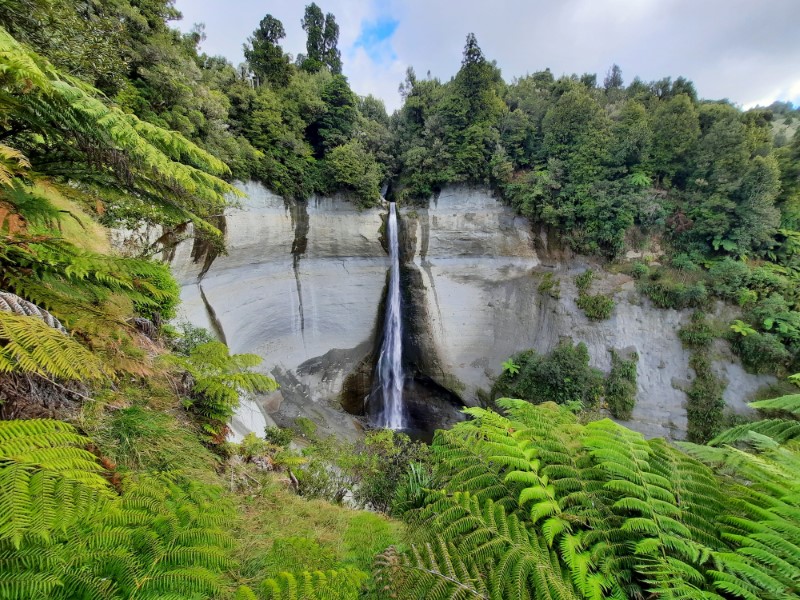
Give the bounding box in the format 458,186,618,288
0,1,799,599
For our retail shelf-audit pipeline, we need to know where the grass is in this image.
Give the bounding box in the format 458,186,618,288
231,471,403,587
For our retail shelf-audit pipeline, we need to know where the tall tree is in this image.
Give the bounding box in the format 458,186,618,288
309,74,357,155
299,3,341,73
244,14,291,87
603,63,623,91
649,94,700,184
322,11,342,74
732,155,782,253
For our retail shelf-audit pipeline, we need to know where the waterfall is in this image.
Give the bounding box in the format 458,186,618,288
375,202,405,429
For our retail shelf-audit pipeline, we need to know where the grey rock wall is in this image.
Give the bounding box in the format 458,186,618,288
172,181,388,441
172,182,773,442
403,186,773,440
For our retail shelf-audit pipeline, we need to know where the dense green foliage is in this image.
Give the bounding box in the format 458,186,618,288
492,341,605,410
288,427,431,513
390,32,800,375
381,398,800,600
494,342,641,420
391,35,795,262
575,269,616,321
605,350,638,420
1,5,800,600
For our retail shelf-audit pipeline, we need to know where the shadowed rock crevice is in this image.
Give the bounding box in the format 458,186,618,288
288,200,309,333
192,214,226,279
198,282,227,345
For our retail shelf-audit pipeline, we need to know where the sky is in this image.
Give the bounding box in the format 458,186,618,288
174,0,800,113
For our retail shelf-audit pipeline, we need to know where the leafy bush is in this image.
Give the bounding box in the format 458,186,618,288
171,321,216,356
324,141,383,207
576,292,615,320
574,269,615,320
631,261,650,279
297,430,431,512
264,426,294,448
537,272,560,298
605,350,638,419
678,311,715,349
492,341,605,409
707,258,750,300
686,353,727,443
349,430,431,513
638,275,709,309
730,330,791,374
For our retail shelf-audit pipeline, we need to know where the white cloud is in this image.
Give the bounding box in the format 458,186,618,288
175,0,800,113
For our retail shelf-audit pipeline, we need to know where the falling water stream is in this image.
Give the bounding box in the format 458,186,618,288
375,202,406,429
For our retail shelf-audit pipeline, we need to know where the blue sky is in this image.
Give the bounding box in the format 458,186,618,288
174,0,800,113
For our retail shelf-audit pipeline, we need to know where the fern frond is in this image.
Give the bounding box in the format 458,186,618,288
749,394,800,416
0,311,107,380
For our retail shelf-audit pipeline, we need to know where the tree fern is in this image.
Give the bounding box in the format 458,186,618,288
388,402,800,599
0,312,106,380
255,568,367,600
0,26,241,232
164,341,278,439
0,418,241,599
748,394,800,416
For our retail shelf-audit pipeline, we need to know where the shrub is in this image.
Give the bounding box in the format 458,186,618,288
493,341,605,409
747,266,790,299
670,253,700,272
172,322,215,356
686,353,726,443
264,426,293,448
292,429,431,512
638,277,708,309
631,262,650,279
707,258,749,301
577,292,615,320
349,430,431,513
537,272,561,299
575,269,615,320
605,350,638,420
678,311,714,349
730,330,791,374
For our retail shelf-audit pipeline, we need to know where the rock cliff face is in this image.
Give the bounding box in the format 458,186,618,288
171,182,773,442
172,181,389,441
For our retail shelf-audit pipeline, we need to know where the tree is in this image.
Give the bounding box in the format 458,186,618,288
300,3,325,71
300,3,341,73
610,99,651,168
649,94,700,184
453,33,503,123
309,74,357,155
693,103,749,193
603,63,623,91
325,141,383,207
542,85,610,184
244,14,291,87
732,154,782,254
322,11,342,74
